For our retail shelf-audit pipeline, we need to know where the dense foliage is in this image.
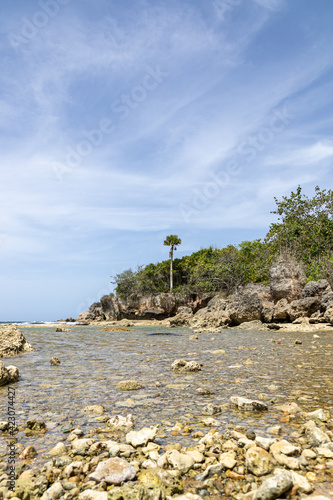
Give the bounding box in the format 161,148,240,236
111,186,333,299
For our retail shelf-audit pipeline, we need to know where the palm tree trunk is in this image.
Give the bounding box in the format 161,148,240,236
170,246,173,292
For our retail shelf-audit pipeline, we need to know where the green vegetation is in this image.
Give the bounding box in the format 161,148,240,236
111,186,333,299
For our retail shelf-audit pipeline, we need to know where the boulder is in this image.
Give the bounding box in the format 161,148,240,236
0,325,33,358
288,297,321,321
301,280,332,298
227,288,263,325
270,259,306,303
0,361,20,386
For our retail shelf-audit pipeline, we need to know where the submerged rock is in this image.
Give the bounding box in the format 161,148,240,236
230,396,268,411
117,380,145,391
50,357,60,366
0,324,33,357
171,359,202,373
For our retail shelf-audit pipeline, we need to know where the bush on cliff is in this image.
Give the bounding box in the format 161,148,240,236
111,186,333,299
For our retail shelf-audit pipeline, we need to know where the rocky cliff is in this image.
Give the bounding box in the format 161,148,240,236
76,292,213,322
77,259,333,329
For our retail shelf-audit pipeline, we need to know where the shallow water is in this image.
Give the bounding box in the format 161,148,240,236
1,325,333,466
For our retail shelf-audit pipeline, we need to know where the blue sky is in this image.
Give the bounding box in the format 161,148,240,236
1,0,333,321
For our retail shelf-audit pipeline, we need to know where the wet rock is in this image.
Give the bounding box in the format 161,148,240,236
0,324,34,357
50,357,60,366
306,409,329,422
26,420,46,432
0,361,20,386
189,335,198,340
117,380,145,391
253,469,292,499
89,457,136,485
307,427,331,447
267,426,282,436
0,421,9,432
84,404,106,413
245,446,275,476
108,414,135,429
230,396,268,411
255,436,277,451
20,445,37,459
126,426,158,447
237,320,269,331
171,359,202,372
201,403,222,415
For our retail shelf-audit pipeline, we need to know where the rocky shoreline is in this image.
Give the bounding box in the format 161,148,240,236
75,262,333,336
0,398,332,499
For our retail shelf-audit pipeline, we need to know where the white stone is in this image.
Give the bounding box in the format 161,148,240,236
126,426,157,447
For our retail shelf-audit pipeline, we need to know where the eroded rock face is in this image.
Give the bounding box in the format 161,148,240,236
0,361,20,386
0,325,33,358
301,279,332,298
270,260,306,303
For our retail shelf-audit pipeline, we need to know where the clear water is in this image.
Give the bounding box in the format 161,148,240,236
1,325,333,468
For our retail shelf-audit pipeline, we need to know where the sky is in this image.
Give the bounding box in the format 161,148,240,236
0,0,333,321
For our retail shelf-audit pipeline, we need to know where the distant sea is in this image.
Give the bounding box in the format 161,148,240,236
0,321,57,325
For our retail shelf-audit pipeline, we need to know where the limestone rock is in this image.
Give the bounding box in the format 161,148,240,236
71,438,95,455
288,297,321,321
171,359,202,373
307,427,331,447
84,404,106,414
0,324,33,357
49,442,67,456
167,449,195,473
253,469,292,499
108,414,135,429
245,446,275,476
230,396,268,411
270,440,300,456
117,380,145,391
78,491,108,500
301,280,332,299
126,426,157,447
89,457,136,485
270,259,306,303
0,361,20,386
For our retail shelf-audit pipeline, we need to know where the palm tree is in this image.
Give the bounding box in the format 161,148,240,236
164,235,181,292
